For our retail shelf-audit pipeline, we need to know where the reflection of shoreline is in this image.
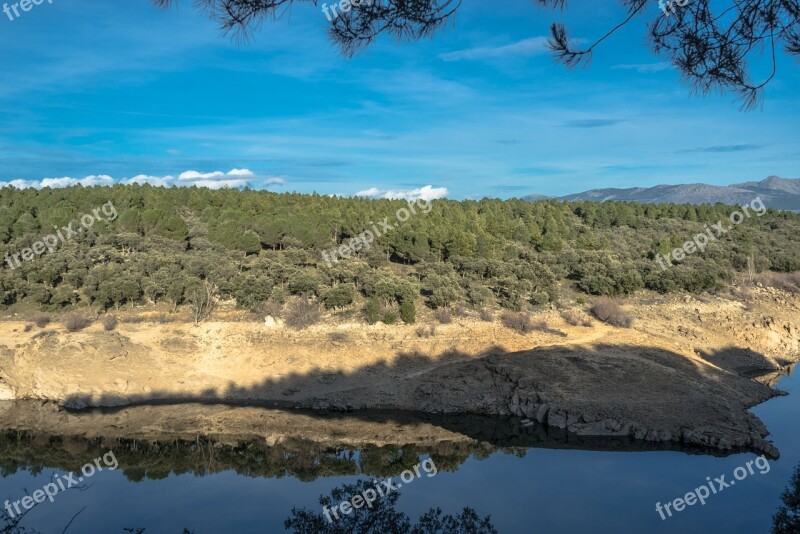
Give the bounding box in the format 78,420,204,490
752,363,797,388
0,401,770,484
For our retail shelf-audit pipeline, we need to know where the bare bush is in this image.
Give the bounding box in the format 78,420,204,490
434,308,452,324
62,312,92,332
590,298,633,328
32,313,50,328
101,315,118,331
561,310,592,327
285,297,321,330
479,309,494,322
186,280,218,325
501,312,534,333
261,298,284,318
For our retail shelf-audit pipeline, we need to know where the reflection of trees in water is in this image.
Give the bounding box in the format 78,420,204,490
285,479,497,534
0,432,487,483
773,462,800,534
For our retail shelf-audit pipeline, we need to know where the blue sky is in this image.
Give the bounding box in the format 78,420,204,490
0,0,798,200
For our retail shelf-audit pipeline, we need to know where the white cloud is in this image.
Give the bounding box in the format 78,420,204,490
355,187,382,197
264,176,288,186
178,170,222,181
227,168,255,177
0,169,274,190
4,179,40,189
186,179,251,189
80,175,116,186
125,174,175,187
354,185,449,201
39,177,78,188
439,37,550,62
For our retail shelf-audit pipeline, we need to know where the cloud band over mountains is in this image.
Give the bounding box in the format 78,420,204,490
0,169,288,190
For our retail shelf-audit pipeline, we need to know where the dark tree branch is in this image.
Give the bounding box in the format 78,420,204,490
152,0,800,109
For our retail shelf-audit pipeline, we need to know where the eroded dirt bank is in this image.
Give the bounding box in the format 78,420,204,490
0,286,798,456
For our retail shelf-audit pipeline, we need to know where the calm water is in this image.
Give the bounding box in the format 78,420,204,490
0,368,797,533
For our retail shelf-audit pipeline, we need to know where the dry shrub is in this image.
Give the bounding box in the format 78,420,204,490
452,303,469,318
590,298,633,328
501,312,534,333
32,313,50,328
123,314,174,324
531,320,550,332
62,312,92,332
561,310,593,327
328,332,349,343
154,313,175,324
23,324,34,332
561,311,581,326
101,315,118,331
261,298,284,318
754,272,800,294
434,308,452,324
479,309,494,322
416,325,437,338
285,297,321,330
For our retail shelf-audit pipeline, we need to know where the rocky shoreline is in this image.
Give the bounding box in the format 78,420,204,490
0,287,798,457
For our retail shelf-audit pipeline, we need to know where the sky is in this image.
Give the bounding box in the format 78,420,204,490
0,0,798,200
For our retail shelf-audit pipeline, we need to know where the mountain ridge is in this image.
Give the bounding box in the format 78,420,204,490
522,176,800,211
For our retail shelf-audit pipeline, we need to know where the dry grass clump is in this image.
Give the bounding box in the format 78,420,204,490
100,315,118,331
416,325,437,338
32,313,51,328
62,311,92,332
434,308,453,324
590,298,633,328
285,297,321,330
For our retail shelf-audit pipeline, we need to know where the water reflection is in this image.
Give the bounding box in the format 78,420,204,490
0,365,795,534
284,479,497,533
772,462,800,533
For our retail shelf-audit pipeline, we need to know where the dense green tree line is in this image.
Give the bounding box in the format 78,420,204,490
0,185,798,315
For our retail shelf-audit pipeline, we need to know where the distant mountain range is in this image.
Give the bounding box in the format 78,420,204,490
522,176,800,211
